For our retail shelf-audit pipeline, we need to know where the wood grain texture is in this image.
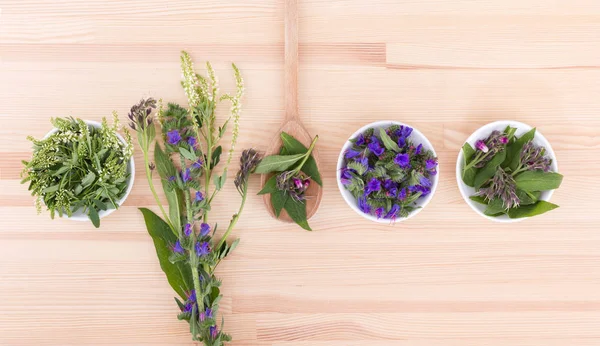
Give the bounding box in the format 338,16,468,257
1,0,600,345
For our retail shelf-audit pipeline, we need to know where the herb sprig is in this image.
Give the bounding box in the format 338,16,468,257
21,115,133,227
461,126,563,218
255,132,322,231
131,52,257,345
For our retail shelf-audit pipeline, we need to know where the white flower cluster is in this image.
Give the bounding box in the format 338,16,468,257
181,51,201,109
225,63,245,168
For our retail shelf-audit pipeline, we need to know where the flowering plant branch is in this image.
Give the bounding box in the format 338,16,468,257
130,52,260,344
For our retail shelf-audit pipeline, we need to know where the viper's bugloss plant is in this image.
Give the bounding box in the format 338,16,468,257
132,51,258,345
21,115,133,227
461,126,563,218
340,124,438,220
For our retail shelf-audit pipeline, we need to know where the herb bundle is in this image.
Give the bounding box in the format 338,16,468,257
461,126,563,218
340,124,438,220
21,116,133,227
131,52,258,345
255,132,322,231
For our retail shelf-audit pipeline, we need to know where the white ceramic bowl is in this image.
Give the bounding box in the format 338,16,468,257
336,120,440,223
455,120,558,223
43,120,135,222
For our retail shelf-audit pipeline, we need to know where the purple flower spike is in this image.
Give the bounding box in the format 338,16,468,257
397,136,406,148
385,204,401,219
195,241,211,257
367,136,384,156
419,176,432,188
375,207,385,219
167,130,181,145
383,179,397,198
475,140,489,153
181,168,191,182
345,149,361,159
200,223,211,237
184,223,192,237
425,159,437,171
415,144,422,155
365,178,381,195
394,153,411,169
172,240,184,254
195,191,204,202
358,196,371,214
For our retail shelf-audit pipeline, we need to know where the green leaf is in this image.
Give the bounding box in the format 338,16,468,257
469,195,488,205
508,200,559,219
271,190,288,218
88,207,100,228
258,176,278,195
42,185,59,194
280,132,323,186
508,128,536,170
484,199,506,216
139,208,192,299
473,150,506,189
179,147,197,161
92,199,108,211
515,171,563,192
81,171,96,187
254,154,305,174
378,128,400,152
283,198,312,231
516,190,541,205
461,143,477,187
210,145,222,169
213,174,226,191
74,185,83,196
347,161,367,176
154,142,177,178
155,143,181,233
403,191,423,205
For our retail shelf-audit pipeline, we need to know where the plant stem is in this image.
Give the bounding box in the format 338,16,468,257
142,140,172,230
293,135,319,174
216,184,248,251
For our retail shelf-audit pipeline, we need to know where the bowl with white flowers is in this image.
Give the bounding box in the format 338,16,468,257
456,120,562,222
337,120,439,223
22,116,135,228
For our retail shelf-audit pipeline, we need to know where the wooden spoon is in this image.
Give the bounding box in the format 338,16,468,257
261,0,323,222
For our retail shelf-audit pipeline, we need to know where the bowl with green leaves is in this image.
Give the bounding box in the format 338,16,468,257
21,116,135,228
337,121,439,223
456,120,562,222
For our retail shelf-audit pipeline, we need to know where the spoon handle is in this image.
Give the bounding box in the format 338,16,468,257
284,0,299,122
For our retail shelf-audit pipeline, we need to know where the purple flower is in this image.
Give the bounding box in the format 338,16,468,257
172,240,184,254
367,136,384,156
425,159,437,171
355,156,369,169
345,149,361,159
293,178,304,189
184,223,192,237
195,191,204,202
205,308,213,319
199,311,206,321
183,302,193,313
500,136,509,144
419,176,432,188
181,168,191,182
358,196,371,214
383,179,397,198
200,223,211,237
396,125,413,139
209,325,218,339
355,133,366,146
187,136,197,148
195,241,211,257
365,178,381,195
415,144,422,155
192,158,203,169
375,207,385,219
340,168,353,185
398,187,407,201
167,130,181,145
394,153,411,169
187,290,196,303
410,185,431,197
397,136,406,148
168,176,175,182
385,204,401,219
475,140,489,153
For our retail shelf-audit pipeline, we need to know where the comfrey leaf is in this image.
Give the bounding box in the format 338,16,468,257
280,132,322,186
254,153,305,174
258,175,278,195
515,171,563,192
508,128,536,170
283,199,312,231
484,198,506,216
473,150,506,189
461,142,477,187
271,190,288,218
508,200,559,219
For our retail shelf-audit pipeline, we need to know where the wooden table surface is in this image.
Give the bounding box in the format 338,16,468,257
1,1,600,345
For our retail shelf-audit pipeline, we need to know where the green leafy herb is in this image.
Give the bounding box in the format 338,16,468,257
507,201,559,219
21,116,133,227
461,143,476,187
515,171,563,192
256,135,320,230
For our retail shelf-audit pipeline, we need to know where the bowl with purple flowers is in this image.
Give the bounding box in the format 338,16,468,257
337,121,439,223
456,120,562,222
